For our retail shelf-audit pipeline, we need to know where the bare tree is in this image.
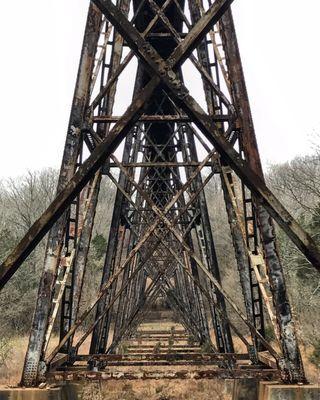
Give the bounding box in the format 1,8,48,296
3,168,57,234
267,153,320,217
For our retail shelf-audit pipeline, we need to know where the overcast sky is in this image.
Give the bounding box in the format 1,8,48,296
0,1,319,179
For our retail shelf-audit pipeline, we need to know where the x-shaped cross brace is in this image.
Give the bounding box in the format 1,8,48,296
0,0,319,291
92,0,320,270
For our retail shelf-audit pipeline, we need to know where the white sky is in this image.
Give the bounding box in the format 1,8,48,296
0,0,319,179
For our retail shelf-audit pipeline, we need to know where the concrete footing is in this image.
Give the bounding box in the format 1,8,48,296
259,381,320,400
0,387,63,400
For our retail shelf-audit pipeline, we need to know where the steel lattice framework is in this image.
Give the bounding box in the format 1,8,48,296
1,0,320,388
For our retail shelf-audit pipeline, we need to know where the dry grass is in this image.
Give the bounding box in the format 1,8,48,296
0,333,93,387
0,336,28,386
78,380,233,400
300,344,320,383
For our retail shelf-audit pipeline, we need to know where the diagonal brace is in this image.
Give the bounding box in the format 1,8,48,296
92,0,320,272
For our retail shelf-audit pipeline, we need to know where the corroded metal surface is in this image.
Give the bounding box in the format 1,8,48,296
0,0,317,387
47,368,280,381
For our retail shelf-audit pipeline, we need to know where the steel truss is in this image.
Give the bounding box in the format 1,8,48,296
0,0,319,387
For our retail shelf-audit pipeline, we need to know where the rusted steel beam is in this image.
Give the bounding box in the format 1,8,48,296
75,353,250,362
136,330,185,335
220,170,258,359
70,360,233,367
126,349,212,354
120,250,145,344
0,77,160,290
93,0,320,277
45,229,162,363
69,176,102,336
258,352,278,370
47,368,280,381
147,0,233,113
219,10,306,383
60,175,102,353
157,233,259,355
185,0,247,355
90,0,133,356
112,160,149,343
108,162,216,168
111,147,278,357
93,115,232,123
131,335,188,340
105,231,205,351
222,166,279,346
181,124,234,353
20,4,103,387
50,354,69,371
109,155,215,344
126,345,201,349
94,115,188,122
66,240,164,357
43,175,100,353
89,0,177,111
187,0,261,358
107,279,165,354
96,226,126,354
90,134,139,353
0,0,224,291
61,359,252,368
0,0,235,293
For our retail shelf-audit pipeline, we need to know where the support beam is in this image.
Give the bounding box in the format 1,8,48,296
219,10,306,382
21,4,103,386
92,0,320,273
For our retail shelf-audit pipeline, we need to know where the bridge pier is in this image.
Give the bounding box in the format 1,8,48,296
259,381,320,400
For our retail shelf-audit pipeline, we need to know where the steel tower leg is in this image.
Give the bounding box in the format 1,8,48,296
21,5,102,386
220,9,306,383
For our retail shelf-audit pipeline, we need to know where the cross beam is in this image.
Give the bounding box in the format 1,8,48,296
92,0,320,272
1,0,319,295
0,0,235,290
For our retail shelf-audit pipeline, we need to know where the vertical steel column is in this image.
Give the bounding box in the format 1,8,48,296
70,178,102,331
187,0,261,355
220,170,258,359
90,0,132,354
220,8,306,383
21,5,102,386
168,143,211,342
182,124,234,352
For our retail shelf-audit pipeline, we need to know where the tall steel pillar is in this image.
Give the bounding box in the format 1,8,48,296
21,5,103,386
